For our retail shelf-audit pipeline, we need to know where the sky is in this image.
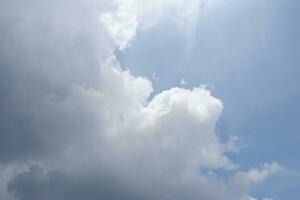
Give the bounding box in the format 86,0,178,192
0,0,299,200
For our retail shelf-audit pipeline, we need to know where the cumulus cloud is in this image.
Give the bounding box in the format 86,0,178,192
101,0,138,50
0,0,279,200
100,0,225,49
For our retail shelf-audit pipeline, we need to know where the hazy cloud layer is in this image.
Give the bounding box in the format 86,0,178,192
0,0,278,200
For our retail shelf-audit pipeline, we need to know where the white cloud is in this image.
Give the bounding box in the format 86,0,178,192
101,0,138,50
242,195,274,200
235,162,281,184
100,0,225,51
230,162,281,198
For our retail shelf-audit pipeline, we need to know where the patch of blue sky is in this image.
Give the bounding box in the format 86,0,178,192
117,1,300,199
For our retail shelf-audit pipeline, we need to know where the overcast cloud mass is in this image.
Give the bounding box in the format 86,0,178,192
0,0,284,200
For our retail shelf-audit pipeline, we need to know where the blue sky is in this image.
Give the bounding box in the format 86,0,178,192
117,0,300,198
0,0,299,199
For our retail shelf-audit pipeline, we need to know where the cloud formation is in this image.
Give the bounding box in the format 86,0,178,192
0,0,279,200
101,0,137,50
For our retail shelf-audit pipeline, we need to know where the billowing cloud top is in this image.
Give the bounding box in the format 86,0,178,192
0,0,279,200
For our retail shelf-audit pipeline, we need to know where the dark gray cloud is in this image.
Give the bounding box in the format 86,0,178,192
0,0,113,163
7,165,145,200
7,164,234,200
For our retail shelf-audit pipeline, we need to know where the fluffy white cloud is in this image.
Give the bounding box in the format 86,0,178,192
100,0,226,50
101,0,138,50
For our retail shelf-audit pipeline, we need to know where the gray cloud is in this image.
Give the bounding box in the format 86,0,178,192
7,165,146,200
0,0,112,163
